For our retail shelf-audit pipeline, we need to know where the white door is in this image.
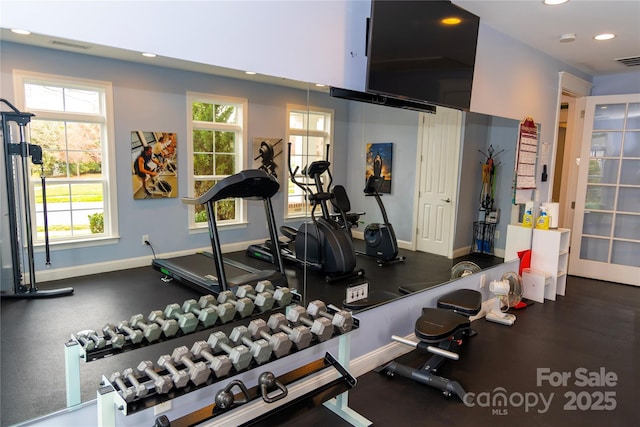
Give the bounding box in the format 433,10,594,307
569,94,640,286
415,107,462,256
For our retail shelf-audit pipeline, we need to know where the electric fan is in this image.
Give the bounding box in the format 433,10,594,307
485,271,522,326
501,271,523,308
450,261,481,279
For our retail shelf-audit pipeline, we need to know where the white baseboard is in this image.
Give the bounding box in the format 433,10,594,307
37,240,267,283
37,235,502,283
350,230,412,250
349,333,416,377
452,246,504,259
452,246,472,258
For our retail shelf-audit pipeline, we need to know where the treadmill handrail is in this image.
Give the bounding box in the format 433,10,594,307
182,169,279,205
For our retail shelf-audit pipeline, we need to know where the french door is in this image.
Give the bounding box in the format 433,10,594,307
569,94,640,286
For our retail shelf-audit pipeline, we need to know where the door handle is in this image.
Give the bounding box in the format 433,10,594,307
441,198,451,203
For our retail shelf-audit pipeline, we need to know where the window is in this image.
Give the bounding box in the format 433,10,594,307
14,71,117,244
285,105,334,217
187,92,247,228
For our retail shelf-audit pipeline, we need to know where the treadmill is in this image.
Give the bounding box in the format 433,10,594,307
152,169,287,294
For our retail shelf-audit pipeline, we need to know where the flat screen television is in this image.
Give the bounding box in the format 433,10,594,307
366,0,480,111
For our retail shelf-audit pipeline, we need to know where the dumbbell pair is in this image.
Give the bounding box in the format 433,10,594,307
79,286,293,351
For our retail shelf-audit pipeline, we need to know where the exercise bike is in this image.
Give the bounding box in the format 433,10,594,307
248,143,364,283
357,175,405,266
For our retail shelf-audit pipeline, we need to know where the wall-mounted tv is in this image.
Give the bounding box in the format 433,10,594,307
366,0,480,111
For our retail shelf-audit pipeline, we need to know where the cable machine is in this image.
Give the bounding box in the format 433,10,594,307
1,99,73,298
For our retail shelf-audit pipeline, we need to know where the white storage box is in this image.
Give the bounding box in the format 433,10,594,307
522,268,552,303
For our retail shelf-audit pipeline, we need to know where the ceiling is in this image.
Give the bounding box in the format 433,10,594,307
0,29,313,91
1,1,639,81
455,0,640,76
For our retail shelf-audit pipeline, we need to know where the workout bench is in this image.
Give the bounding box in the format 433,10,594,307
376,288,482,399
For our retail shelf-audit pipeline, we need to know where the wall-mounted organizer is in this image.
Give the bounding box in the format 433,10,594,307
514,117,539,191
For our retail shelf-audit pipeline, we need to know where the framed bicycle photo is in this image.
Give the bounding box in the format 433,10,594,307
131,131,178,199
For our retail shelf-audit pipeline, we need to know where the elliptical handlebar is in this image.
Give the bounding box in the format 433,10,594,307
286,142,333,193
286,142,308,195
286,142,333,219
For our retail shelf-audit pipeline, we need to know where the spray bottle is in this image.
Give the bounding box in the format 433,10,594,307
536,206,550,230
522,207,534,228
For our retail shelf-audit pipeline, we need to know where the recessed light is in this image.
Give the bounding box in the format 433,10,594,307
11,29,31,35
142,52,157,58
441,17,462,25
543,0,569,5
594,33,615,41
315,83,326,87
245,71,257,75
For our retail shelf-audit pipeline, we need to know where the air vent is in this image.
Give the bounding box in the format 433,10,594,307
614,56,640,67
50,40,91,50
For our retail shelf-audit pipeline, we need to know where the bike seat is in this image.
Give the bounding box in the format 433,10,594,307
436,289,482,317
415,308,471,343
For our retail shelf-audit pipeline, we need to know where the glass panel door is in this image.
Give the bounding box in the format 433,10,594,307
569,95,640,285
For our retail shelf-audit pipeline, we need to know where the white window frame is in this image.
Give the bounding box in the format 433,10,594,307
12,70,118,248
186,91,247,231
285,104,334,218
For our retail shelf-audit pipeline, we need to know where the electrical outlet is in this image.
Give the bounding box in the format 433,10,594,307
346,282,368,303
494,230,500,239
154,400,171,415
142,234,149,245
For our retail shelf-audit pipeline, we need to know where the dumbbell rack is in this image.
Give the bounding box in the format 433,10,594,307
65,289,302,407
96,332,370,427
89,309,360,415
65,303,368,426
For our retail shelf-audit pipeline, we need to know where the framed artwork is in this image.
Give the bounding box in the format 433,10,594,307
365,142,393,193
131,131,177,199
252,137,284,190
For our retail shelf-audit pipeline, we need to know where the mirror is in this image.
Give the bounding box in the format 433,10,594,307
0,33,520,312
1,36,524,422
298,92,519,308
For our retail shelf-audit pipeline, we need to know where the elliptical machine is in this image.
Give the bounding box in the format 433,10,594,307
358,175,405,266
248,143,364,283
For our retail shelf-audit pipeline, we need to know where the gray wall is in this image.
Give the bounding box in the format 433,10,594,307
343,101,421,242
453,113,519,254
591,71,640,96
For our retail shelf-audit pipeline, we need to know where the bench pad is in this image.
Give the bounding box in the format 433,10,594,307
437,289,482,316
415,308,471,343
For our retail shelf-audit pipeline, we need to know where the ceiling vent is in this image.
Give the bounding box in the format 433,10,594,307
614,56,640,67
49,40,91,50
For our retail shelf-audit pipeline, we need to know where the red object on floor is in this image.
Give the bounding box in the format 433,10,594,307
517,249,531,276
